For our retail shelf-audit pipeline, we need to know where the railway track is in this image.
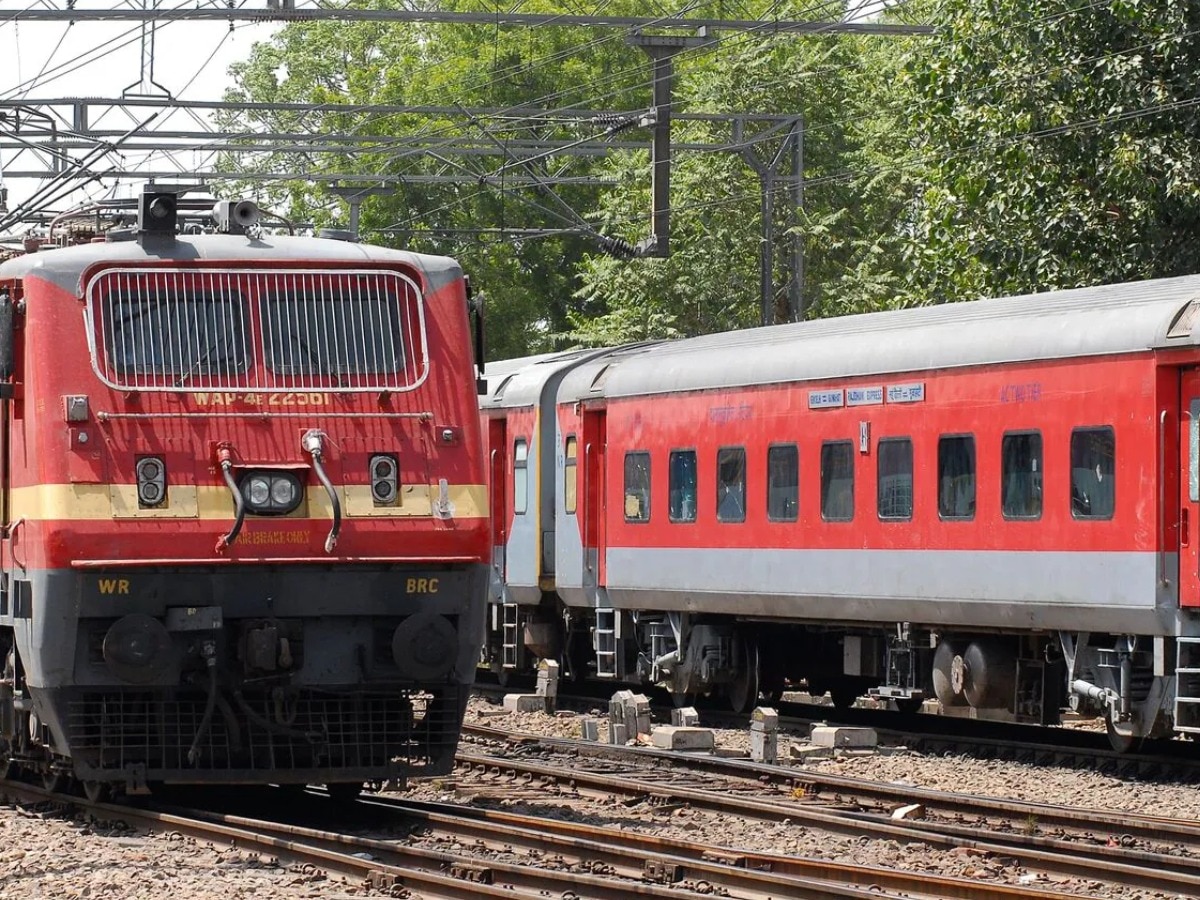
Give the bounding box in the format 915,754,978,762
0,777,1085,900
458,723,1200,896
474,679,1200,779
464,720,1200,845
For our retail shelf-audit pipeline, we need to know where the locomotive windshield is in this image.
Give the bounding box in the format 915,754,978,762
106,293,249,378
261,291,403,375
88,267,427,392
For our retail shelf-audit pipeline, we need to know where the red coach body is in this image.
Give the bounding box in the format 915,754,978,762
483,275,1200,748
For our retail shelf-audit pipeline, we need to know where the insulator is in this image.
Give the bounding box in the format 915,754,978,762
596,234,636,259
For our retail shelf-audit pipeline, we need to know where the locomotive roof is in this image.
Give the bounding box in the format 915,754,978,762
557,274,1200,401
0,233,463,297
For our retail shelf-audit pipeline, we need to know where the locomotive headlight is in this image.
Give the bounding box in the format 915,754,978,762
370,454,398,506
271,478,297,506
247,476,271,507
135,456,167,508
240,470,303,515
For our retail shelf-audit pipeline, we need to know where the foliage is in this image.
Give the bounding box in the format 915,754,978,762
891,0,1200,303
570,1,900,343
221,0,1200,355
221,0,653,358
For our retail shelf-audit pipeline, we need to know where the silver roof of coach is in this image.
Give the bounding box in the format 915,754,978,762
559,275,1200,401
481,348,610,410
0,234,463,297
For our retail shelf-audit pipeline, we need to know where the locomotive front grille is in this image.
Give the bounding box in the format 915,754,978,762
65,687,462,778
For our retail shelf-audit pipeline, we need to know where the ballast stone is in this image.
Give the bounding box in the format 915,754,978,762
579,717,600,742
650,725,716,751
503,693,544,714
810,725,878,748
671,706,700,727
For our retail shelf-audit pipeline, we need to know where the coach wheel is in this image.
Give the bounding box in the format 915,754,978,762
82,780,109,804
727,636,760,715
42,770,68,793
828,681,860,710
1106,710,1144,754
669,691,693,709
894,697,923,715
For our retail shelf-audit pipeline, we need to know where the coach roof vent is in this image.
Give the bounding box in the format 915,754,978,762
589,364,612,392
1167,298,1200,339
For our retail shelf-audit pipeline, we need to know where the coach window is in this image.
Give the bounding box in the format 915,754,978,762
821,441,855,521
564,436,578,515
514,440,529,515
938,435,976,519
669,450,698,522
1071,427,1115,519
877,438,914,520
767,443,799,522
1001,431,1043,519
717,447,747,523
624,451,651,522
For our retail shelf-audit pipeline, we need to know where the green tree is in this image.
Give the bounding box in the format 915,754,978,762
221,0,655,358
570,2,915,344
892,0,1200,303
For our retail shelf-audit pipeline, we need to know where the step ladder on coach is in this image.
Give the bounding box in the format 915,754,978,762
1174,637,1200,732
501,602,521,670
594,608,618,678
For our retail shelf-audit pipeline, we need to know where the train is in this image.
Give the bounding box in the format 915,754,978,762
0,187,489,798
481,275,1200,751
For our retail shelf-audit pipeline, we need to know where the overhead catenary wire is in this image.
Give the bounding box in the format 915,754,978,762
2,0,892,207
2,0,1176,237
411,0,1193,243
0,1,259,223
350,0,895,234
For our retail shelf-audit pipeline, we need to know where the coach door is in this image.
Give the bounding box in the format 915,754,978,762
488,417,508,589
1181,369,1200,607
580,407,608,593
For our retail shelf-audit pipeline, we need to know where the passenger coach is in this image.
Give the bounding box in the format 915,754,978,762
483,275,1200,749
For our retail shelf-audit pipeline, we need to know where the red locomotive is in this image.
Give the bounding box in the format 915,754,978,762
0,187,489,797
483,276,1200,749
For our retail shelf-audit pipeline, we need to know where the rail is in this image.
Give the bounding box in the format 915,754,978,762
0,778,1026,900
455,731,1200,896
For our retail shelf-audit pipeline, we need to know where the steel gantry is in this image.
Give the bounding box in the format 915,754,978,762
0,2,931,320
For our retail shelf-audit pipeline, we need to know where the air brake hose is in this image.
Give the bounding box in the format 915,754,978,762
187,649,218,766
304,430,341,554
215,455,245,551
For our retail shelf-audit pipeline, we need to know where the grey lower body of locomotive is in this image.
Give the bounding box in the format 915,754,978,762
1,563,488,791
